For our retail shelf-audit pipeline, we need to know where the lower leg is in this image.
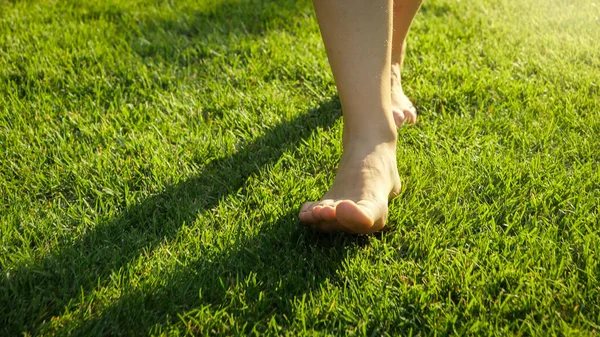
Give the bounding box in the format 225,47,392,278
390,0,423,126
299,0,400,234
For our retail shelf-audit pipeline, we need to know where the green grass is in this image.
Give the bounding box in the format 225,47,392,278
1,0,599,335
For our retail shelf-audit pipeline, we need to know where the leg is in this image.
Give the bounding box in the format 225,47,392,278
391,0,423,126
299,0,400,234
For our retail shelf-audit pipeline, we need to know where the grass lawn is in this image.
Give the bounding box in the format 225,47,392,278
1,0,599,335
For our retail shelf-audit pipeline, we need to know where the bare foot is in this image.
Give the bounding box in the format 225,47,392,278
299,137,401,234
391,63,417,127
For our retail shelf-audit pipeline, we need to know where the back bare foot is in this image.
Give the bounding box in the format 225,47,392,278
391,63,417,127
299,136,401,234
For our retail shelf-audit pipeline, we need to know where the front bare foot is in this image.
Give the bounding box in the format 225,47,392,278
299,137,401,234
391,63,417,127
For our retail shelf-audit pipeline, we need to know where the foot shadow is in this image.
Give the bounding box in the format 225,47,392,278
1,98,348,335
75,214,371,335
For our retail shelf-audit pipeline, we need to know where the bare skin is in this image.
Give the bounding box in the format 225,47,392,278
299,139,401,234
392,58,418,127
299,0,422,234
392,0,423,126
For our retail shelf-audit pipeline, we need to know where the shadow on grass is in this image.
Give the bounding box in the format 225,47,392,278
77,213,370,335
0,0,360,334
1,96,350,335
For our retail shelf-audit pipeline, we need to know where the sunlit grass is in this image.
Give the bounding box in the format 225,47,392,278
1,0,599,335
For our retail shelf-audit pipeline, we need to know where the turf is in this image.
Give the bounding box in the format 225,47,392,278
0,0,599,335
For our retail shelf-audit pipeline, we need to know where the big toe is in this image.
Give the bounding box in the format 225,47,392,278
335,199,386,234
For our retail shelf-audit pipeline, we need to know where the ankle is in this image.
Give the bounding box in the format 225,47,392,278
391,63,403,89
391,40,407,68
342,121,397,149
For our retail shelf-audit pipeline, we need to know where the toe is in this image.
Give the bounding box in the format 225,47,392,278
336,199,385,234
393,107,417,127
311,204,326,221
319,205,337,222
299,202,318,223
393,109,406,127
310,199,335,221
405,106,417,124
